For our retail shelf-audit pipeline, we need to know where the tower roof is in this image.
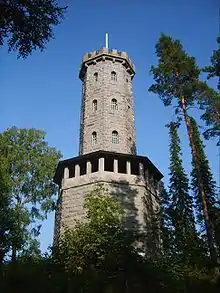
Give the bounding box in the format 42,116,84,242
79,48,135,80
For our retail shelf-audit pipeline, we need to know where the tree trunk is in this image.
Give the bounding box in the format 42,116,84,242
181,96,218,271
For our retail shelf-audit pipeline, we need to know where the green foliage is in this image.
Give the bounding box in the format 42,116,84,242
0,126,62,261
199,37,220,143
190,117,218,249
211,204,220,258
149,34,202,108
0,151,14,264
149,34,219,266
167,122,203,263
84,185,124,229
0,0,67,58
51,185,220,292
203,37,220,91
159,182,174,258
54,186,138,281
149,33,219,144
199,94,220,144
150,35,194,101
0,185,220,292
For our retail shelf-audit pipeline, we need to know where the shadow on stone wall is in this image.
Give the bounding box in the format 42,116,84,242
142,188,161,258
134,174,161,257
110,179,140,232
108,178,159,256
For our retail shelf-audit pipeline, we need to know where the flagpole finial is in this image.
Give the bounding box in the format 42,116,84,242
105,33,109,49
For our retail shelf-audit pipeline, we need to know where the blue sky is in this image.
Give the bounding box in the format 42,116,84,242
1,0,219,252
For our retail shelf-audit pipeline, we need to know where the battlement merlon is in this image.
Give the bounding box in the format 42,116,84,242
79,48,135,81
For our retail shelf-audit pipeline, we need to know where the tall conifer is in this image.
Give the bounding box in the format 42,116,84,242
159,182,173,257
149,33,218,266
168,122,201,263
190,117,219,258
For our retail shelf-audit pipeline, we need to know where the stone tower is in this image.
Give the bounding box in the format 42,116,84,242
78,48,136,155
54,47,163,250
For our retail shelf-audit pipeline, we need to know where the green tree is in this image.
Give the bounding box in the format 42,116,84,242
54,185,139,293
167,122,202,264
0,126,62,262
149,33,218,267
159,181,174,258
0,0,67,58
201,37,220,144
190,117,219,259
211,204,220,258
203,37,220,91
0,151,13,264
200,95,220,145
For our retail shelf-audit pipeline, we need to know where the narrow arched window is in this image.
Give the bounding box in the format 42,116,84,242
112,131,119,144
111,71,117,81
111,99,118,110
94,72,98,81
92,99,97,111
92,132,97,145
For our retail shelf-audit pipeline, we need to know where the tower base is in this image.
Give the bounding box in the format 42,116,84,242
53,151,163,253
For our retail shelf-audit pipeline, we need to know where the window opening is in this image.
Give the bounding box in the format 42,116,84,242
112,131,119,144
92,132,97,145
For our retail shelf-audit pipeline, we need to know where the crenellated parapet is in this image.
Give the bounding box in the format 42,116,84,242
79,48,135,80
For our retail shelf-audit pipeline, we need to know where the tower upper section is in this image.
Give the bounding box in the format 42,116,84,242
79,48,136,155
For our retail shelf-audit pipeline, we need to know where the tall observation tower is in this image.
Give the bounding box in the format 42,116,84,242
53,35,163,251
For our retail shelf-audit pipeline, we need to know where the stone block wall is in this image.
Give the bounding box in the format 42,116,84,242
79,51,136,155
53,155,160,252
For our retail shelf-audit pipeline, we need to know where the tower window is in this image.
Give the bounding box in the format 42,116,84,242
92,132,97,145
111,71,117,81
94,72,98,81
92,99,97,111
111,98,118,110
112,131,119,144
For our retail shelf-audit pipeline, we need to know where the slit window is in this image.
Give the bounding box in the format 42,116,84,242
111,71,117,81
92,132,97,145
94,72,98,81
112,131,119,144
111,98,118,110
92,99,97,111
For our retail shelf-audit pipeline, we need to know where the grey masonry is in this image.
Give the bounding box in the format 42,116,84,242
79,48,136,155
53,47,163,252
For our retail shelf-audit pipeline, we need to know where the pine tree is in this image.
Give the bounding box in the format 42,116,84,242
149,33,218,266
201,37,220,144
203,37,220,91
168,122,202,263
211,204,220,258
190,117,219,259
